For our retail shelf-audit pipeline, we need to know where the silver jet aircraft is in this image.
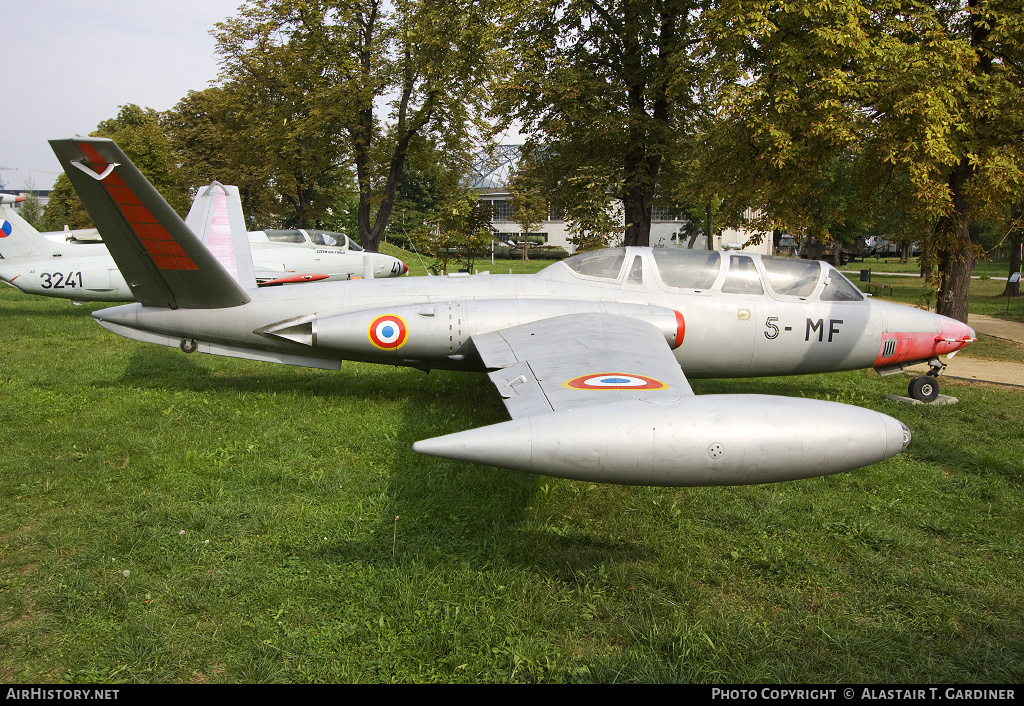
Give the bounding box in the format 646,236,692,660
53,137,977,487
0,197,406,303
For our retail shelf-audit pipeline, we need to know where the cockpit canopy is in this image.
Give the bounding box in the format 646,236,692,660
263,229,363,251
551,247,863,302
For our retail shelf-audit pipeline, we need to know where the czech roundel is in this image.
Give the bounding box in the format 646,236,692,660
368,314,408,350
0,220,11,238
563,373,668,391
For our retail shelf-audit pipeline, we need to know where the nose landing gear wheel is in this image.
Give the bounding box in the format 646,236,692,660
908,375,939,402
180,338,198,354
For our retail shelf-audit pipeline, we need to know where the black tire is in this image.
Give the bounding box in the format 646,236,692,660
908,376,939,402
180,338,198,354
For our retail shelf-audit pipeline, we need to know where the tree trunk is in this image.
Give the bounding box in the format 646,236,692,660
935,157,975,323
622,151,657,247
934,0,993,322
1003,237,1022,297
1001,205,1022,297
705,200,714,251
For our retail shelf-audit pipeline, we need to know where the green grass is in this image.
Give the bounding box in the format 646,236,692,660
378,242,557,277
851,274,1024,323
840,258,1014,279
1,285,1022,683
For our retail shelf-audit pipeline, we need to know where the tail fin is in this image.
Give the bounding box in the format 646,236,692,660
48,137,250,310
0,205,61,260
185,182,257,290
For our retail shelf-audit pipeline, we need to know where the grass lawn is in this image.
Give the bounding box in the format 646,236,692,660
848,274,1024,324
0,280,1021,684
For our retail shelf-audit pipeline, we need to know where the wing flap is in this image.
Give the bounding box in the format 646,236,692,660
472,313,693,419
486,361,554,418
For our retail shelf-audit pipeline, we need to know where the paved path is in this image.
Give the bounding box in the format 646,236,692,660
969,314,1024,344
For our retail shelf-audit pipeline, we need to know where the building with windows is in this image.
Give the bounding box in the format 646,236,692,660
469,145,770,255
470,145,572,249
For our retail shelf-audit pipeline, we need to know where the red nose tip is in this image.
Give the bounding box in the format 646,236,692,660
937,320,977,350
402,262,408,274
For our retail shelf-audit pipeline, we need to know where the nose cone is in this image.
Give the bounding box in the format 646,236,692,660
940,316,977,352
374,254,408,278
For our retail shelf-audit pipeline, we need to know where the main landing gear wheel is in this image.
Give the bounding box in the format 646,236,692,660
908,375,939,402
180,338,198,354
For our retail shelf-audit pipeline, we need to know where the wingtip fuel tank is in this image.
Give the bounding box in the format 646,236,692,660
413,395,911,486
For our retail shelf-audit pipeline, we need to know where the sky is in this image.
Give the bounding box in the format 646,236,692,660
3,0,245,191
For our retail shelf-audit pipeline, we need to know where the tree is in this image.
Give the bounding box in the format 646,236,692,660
16,177,44,230
95,104,192,216
42,104,191,231
507,149,549,260
702,0,1024,322
496,0,710,247
1000,207,1022,297
213,0,497,249
41,174,92,231
413,193,495,273
212,4,355,230
384,135,470,247
163,87,283,230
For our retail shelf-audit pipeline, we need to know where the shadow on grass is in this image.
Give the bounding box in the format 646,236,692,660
322,368,654,574
111,347,617,571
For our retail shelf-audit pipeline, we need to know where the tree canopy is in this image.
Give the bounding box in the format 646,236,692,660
37,0,1023,321
42,104,190,231
209,0,498,248
699,0,1024,320
495,0,711,247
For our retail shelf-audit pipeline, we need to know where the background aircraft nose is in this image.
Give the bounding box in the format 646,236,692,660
373,253,408,277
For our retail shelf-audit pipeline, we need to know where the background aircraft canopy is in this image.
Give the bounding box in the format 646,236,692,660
263,229,364,250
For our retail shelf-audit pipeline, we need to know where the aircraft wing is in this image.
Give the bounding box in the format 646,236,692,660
417,313,910,485
49,137,250,309
471,313,693,419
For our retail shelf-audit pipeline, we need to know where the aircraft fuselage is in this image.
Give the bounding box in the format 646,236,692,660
91,248,974,381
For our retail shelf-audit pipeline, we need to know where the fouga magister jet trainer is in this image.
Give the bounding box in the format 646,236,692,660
51,137,976,487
